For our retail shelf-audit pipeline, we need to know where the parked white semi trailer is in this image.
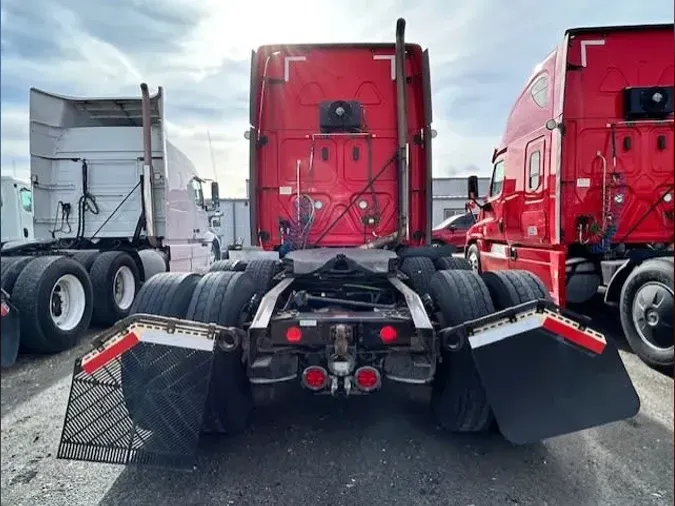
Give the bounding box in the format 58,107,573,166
0,83,221,367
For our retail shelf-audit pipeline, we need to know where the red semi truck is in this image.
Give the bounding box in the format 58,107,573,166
464,24,674,369
56,19,640,470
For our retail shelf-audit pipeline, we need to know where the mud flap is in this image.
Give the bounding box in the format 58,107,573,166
57,314,238,470
1,290,20,368
441,300,641,445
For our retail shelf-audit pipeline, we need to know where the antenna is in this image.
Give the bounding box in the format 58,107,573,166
207,130,217,180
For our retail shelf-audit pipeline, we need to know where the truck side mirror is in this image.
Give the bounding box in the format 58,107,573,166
211,181,220,209
467,175,479,200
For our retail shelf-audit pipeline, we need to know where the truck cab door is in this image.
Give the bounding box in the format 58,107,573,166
189,178,212,272
477,158,510,270
18,187,34,239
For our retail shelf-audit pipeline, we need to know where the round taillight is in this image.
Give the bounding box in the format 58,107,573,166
379,325,397,343
286,326,302,343
302,366,328,390
354,366,380,391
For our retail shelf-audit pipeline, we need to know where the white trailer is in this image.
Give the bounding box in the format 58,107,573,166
0,84,222,366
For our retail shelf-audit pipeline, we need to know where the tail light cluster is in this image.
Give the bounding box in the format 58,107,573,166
300,365,381,393
302,365,328,390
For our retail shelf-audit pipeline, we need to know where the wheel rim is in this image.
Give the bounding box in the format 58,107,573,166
632,281,674,352
468,251,479,272
50,274,86,331
113,266,136,310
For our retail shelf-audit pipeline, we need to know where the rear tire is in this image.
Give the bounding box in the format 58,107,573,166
209,259,247,272
245,259,279,297
12,256,93,353
620,259,674,368
429,270,495,432
1,256,34,294
481,270,551,310
400,257,436,296
90,252,141,326
70,251,100,271
434,256,471,271
186,271,257,434
122,272,202,428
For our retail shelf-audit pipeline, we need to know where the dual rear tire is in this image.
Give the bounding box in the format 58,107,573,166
419,266,550,434
126,270,257,435
1,250,143,356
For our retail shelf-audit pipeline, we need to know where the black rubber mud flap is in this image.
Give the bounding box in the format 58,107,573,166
1,290,21,368
57,314,240,470
441,300,641,445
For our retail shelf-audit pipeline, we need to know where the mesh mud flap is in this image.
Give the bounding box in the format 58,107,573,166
57,314,237,470
441,300,641,445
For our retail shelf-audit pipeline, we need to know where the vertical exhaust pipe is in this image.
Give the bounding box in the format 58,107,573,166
395,18,410,243
140,83,156,243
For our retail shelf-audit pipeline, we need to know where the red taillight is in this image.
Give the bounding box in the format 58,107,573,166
302,366,328,391
379,325,397,343
354,366,381,392
286,326,302,343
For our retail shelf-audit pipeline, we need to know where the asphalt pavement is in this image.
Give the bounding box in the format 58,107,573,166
1,316,673,506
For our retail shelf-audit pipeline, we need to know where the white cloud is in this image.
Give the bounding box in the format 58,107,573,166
1,0,672,195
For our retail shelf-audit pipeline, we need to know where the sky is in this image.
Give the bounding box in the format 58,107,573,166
1,0,672,197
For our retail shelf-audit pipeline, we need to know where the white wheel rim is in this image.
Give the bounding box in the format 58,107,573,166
50,274,86,331
113,266,136,310
468,252,479,272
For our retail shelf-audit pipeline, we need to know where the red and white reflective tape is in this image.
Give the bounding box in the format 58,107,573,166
1,302,9,317
82,332,140,374
468,311,606,355
81,326,216,375
541,315,606,354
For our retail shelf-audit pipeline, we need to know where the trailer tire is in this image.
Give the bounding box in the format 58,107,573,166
481,270,551,310
429,270,495,432
245,259,279,296
89,252,141,326
398,245,456,260
1,256,34,294
400,257,436,296
12,256,93,353
122,272,202,428
620,259,674,368
186,271,256,434
434,256,471,271
70,251,99,271
209,259,247,272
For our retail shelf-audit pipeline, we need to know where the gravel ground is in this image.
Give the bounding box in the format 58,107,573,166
1,316,673,506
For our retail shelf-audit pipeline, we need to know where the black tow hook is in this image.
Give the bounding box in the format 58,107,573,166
216,327,245,352
438,326,467,352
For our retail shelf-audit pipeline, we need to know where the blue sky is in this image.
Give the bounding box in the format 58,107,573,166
1,0,672,197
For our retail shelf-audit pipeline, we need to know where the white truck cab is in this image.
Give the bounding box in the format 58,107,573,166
1,176,34,243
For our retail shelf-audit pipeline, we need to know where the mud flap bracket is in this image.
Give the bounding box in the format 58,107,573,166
441,300,641,444
57,314,240,470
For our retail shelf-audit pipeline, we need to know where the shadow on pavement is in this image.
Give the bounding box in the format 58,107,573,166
95,385,654,506
0,325,105,418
